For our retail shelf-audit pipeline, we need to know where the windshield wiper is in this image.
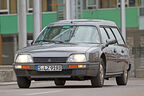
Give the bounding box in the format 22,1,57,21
52,40,64,43
35,39,50,43
71,42,99,44
35,39,64,44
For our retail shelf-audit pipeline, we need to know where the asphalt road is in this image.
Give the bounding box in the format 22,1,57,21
0,78,144,96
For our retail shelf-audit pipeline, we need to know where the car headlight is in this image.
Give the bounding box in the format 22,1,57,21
67,54,87,62
15,54,33,63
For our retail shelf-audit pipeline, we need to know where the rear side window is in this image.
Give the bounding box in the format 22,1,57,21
105,28,116,40
100,28,109,43
111,28,125,45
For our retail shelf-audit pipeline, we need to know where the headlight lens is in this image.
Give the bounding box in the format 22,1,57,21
15,54,33,63
67,54,87,62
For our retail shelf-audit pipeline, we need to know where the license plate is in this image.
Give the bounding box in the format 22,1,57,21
36,65,62,71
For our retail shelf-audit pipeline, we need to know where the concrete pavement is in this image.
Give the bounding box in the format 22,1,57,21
0,78,144,96
0,65,16,82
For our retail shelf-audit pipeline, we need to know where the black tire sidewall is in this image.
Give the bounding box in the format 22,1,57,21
54,79,66,86
116,70,128,85
17,77,31,88
91,58,105,87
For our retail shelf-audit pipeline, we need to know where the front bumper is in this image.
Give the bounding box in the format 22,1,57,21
13,62,99,80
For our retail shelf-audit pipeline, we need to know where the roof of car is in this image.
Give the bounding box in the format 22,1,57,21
48,19,117,27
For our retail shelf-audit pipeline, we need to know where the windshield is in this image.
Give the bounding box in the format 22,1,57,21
35,26,100,44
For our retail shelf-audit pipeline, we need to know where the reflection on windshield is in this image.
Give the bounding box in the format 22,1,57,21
35,26,100,44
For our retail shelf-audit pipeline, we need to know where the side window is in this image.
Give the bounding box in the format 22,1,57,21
111,28,125,45
105,28,116,40
100,28,109,43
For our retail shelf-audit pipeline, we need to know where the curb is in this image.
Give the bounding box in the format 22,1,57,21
0,65,16,82
0,82,17,86
0,81,37,86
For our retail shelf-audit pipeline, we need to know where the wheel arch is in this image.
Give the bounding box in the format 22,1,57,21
100,53,106,72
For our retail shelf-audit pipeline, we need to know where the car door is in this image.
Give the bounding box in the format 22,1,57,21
99,27,117,73
111,27,129,72
104,27,118,73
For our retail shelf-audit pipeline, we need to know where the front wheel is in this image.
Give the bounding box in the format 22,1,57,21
54,79,66,87
17,77,31,88
116,70,128,85
91,58,105,88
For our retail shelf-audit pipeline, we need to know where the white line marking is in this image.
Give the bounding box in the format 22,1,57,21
25,90,62,96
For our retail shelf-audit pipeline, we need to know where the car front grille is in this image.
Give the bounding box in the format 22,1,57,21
33,57,67,63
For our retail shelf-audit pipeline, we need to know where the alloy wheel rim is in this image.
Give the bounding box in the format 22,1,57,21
100,63,104,84
124,70,128,81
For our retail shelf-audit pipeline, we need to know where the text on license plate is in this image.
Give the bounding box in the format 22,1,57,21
36,65,62,71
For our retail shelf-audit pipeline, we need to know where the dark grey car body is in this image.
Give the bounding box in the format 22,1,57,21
13,19,130,87
14,44,101,79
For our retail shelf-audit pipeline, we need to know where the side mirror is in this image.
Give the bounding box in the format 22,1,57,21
27,40,33,46
106,39,117,46
102,39,117,50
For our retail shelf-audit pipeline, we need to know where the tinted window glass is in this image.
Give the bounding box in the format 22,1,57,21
100,28,109,43
105,28,116,40
111,28,125,45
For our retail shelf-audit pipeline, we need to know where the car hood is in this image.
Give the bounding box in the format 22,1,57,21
16,43,100,57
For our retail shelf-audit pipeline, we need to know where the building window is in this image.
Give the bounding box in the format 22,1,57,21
140,7,144,16
42,0,57,12
129,0,136,6
117,0,142,7
56,0,65,20
27,0,33,12
9,0,17,14
0,0,9,14
110,0,117,8
47,0,57,11
141,0,144,6
0,0,7,10
26,0,57,13
117,0,129,7
47,0,52,11
100,0,109,8
86,0,97,9
128,0,141,7
99,0,117,8
98,0,143,8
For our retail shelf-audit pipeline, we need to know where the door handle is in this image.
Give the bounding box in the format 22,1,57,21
121,50,124,53
114,49,117,53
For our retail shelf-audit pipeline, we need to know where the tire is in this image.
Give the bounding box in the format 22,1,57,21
91,58,105,88
54,79,66,86
17,77,31,88
116,70,128,85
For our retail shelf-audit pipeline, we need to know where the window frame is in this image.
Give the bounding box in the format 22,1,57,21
100,25,127,46
99,27,109,44
0,0,10,14
104,27,117,43
86,0,98,9
27,0,33,12
110,27,126,46
117,0,129,8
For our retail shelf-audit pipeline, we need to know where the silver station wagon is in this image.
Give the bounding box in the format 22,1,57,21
13,19,131,88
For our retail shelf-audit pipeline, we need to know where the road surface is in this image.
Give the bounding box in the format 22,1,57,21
0,78,144,96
